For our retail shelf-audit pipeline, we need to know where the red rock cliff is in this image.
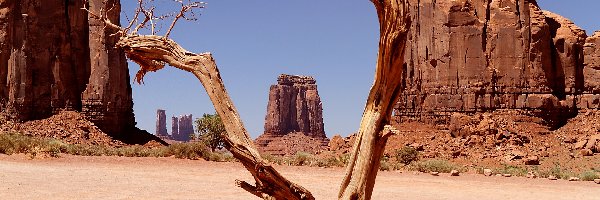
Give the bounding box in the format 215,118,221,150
256,74,328,155
395,0,600,126
262,74,325,138
0,0,135,137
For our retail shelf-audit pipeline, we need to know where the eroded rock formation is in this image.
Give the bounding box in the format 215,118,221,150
0,0,135,137
171,116,179,137
173,114,193,141
156,109,167,136
256,74,328,155
395,0,600,127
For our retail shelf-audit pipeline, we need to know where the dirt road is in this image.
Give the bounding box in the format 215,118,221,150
0,154,597,200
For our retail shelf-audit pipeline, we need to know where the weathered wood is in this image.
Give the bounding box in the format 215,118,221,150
116,35,315,200
90,0,411,198
338,1,410,200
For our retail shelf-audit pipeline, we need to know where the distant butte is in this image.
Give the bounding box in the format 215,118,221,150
256,74,329,155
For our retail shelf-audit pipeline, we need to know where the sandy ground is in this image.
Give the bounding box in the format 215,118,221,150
0,154,597,200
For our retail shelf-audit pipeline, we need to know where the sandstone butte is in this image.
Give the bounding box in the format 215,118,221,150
395,0,600,127
2,0,600,149
0,0,162,144
256,74,329,156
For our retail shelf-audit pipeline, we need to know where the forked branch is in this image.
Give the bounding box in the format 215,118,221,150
117,34,314,200
88,0,412,199
84,1,314,199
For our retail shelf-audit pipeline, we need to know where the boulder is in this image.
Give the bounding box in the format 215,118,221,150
450,170,460,176
580,149,594,156
574,139,588,150
483,169,493,176
524,156,540,165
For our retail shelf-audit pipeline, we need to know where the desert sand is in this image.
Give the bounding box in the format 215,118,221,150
0,154,597,200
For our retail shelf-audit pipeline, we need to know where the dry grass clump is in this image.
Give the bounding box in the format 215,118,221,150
410,159,461,173
0,133,234,161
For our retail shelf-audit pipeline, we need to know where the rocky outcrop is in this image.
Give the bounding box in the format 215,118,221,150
583,32,600,100
395,0,599,127
82,0,135,135
171,116,179,137
156,109,167,136
157,113,194,142
173,114,193,141
256,74,328,155
258,132,328,156
0,0,135,137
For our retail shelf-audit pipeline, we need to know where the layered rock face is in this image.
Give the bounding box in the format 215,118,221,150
156,114,194,141
256,74,328,155
173,114,193,141
155,109,167,136
0,0,135,136
395,0,599,126
171,116,179,136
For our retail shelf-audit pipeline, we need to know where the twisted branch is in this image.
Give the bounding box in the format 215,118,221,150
117,35,315,200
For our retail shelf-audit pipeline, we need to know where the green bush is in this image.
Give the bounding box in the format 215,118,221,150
539,164,575,180
494,165,528,177
292,152,313,166
167,142,210,160
395,146,419,165
312,155,346,167
412,159,458,173
379,161,391,171
0,133,39,155
0,133,239,162
579,170,600,181
66,145,106,156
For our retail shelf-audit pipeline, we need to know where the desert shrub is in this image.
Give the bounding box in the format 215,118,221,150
206,151,235,162
262,153,288,165
147,147,170,157
167,142,210,160
539,163,575,180
412,159,457,173
0,133,39,155
395,146,419,165
292,152,313,166
494,165,528,177
379,161,391,171
118,145,152,157
195,113,226,151
311,155,346,167
0,133,241,162
578,170,600,181
43,140,68,157
66,144,106,156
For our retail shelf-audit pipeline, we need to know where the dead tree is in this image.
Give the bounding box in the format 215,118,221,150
86,0,314,199
87,0,410,199
338,1,410,199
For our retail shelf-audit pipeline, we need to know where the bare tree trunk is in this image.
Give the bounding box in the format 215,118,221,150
338,1,411,200
90,0,410,198
116,35,314,200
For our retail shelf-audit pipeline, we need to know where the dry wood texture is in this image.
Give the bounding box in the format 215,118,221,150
338,0,410,199
116,35,314,200
90,0,411,199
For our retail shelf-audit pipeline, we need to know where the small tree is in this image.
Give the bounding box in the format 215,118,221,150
195,113,226,151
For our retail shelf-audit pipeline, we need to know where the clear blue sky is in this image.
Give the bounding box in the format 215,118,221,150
122,1,600,139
